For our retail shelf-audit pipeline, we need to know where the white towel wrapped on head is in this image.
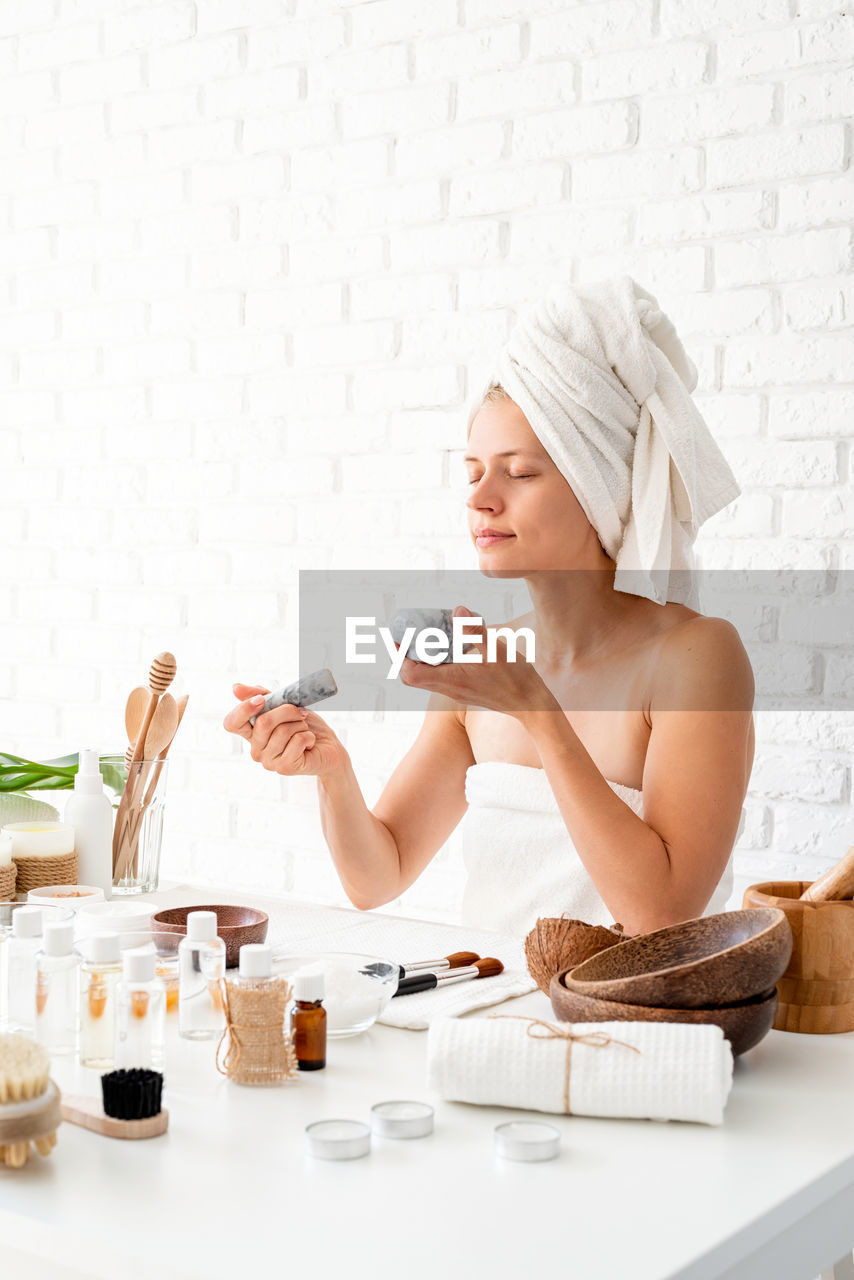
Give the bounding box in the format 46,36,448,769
468,275,740,606
426,1014,734,1126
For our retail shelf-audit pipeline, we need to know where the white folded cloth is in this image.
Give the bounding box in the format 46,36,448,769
380,969,537,1031
469,276,740,606
427,1015,734,1125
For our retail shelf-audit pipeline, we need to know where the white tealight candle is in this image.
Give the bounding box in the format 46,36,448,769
0,832,12,866
2,822,75,858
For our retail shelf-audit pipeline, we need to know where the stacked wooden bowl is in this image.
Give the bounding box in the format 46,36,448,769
550,907,793,1056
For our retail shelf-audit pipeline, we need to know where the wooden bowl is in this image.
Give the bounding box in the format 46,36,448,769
743,881,854,1034
151,905,268,969
562,908,792,1010
549,972,778,1057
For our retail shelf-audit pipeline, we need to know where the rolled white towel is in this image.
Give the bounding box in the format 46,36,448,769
426,1015,734,1126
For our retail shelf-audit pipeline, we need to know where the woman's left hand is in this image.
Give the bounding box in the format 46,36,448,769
397,606,558,718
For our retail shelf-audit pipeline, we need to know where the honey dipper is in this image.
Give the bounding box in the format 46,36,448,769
113,652,176,873
0,1034,61,1168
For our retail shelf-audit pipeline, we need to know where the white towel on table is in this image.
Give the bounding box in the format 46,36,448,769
427,1015,734,1125
468,275,740,606
379,969,536,1031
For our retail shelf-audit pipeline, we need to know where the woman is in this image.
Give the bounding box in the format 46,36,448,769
224,277,754,938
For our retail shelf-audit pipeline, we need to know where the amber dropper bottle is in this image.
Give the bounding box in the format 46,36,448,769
290,968,326,1071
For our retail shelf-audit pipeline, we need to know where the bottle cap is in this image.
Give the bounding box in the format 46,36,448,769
74,747,103,795
493,1121,561,1163
89,932,121,964
294,966,325,1002
239,943,272,978
186,910,218,942
43,922,75,957
305,1119,370,1161
13,906,42,938
123,947,156,983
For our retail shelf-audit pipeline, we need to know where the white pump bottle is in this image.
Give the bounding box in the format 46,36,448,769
64,748,113,898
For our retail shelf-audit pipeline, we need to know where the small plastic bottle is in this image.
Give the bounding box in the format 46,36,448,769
115,947,165,1070
64,747,113,898
178,910,226,1041
291,967,326,1071
80,932,122,1069
6,906,43,1036
35,922,80,1057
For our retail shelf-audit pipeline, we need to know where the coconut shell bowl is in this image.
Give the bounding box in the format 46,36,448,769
151,905,268,969
560,908,792,1010
549,977,778,1057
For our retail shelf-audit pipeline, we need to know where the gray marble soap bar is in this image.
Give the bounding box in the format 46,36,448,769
389,608,454,664
248,667,338,727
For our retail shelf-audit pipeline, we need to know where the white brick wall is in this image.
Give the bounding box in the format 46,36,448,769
2,1,853,920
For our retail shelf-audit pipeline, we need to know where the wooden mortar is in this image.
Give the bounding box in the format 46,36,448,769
742,880,854,1033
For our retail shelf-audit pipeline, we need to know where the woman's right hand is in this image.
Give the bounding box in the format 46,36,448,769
224,683,347,778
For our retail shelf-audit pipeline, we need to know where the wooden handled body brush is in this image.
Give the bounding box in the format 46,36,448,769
0,1034,60,1168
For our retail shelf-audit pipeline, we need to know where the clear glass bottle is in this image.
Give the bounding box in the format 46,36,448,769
178,910,226,1041
35,922,80,1057
225,943,288,1086
291,967,326,1071
80,932,122,1069
115,947,165,1070
7,906,43,1036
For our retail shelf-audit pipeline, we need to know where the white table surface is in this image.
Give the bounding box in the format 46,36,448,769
2,884,854,1280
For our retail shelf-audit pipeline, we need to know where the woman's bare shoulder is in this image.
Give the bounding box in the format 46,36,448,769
652,613,754,708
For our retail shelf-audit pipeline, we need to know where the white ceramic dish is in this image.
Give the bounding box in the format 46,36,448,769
27,885,105,911
75,900,153,943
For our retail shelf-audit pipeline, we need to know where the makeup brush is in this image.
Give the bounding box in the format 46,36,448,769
393,957,504,997
394,950,481,980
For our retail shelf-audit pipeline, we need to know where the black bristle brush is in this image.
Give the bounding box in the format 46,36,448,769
61,1070,168,1139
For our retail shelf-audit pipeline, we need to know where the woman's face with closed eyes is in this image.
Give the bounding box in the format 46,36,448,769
465,396,605,572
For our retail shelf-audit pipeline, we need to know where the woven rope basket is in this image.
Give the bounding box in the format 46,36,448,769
13,852,79,896
0,862,16,901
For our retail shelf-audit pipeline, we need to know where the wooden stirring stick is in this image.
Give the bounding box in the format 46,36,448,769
114,694,179,885
112,653,176,877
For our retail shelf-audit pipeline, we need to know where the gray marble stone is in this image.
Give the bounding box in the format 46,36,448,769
249,667,338,726
389,607,454,663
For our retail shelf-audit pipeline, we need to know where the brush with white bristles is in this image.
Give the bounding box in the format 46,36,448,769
0,1034,61,1168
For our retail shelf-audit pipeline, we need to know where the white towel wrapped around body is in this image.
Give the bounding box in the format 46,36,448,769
426,1015,734,1126
468,275,740,606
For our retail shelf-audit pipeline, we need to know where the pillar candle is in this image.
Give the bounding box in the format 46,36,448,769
2,822,75,858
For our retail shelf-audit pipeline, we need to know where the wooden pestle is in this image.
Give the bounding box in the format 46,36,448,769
112,653,176,876
800,844,854,903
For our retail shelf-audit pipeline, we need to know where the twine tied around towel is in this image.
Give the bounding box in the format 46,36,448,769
215,976,299,1085
488,1015,642,1115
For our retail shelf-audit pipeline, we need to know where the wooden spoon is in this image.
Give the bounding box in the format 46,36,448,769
113,653,176,873
125,694,190,878
124,686,148,747
142,693,179,760
800,844,854,902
